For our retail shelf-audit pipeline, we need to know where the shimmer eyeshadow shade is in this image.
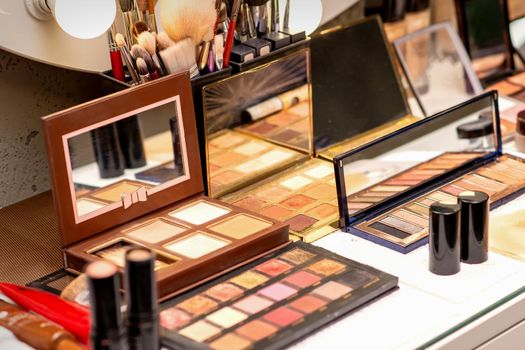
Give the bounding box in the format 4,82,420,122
92,181,143,202
169,201,230,225
209,214,272,239
165,233,229,258
126,219,187,243
280,176,313,190
76,198,106,216
160,243,398,350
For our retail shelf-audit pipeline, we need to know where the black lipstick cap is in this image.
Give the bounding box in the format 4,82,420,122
429,201,461,276
90,124,125,179
459,191,489,264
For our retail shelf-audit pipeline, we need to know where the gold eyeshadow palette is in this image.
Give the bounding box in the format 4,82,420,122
160,242,398,350
335,92,525,253
41,74,289,300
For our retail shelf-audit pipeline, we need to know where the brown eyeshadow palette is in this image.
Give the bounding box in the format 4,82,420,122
68,196,288,299
346,152,484,215
207,130,305,198
236,100,311,153
355,155,525,248
221,159,338,242
160,242,398,350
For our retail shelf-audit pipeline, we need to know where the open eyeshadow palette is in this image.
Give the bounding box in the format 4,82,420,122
41,74,289,300
335,92,525,253
160,242,398,350
486,72,525,102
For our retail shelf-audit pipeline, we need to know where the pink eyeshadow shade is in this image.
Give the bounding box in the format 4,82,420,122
282,270,321,288
205,283,244,302
263,306,304,327
289,295,327,314
160,308,191,330
258,283,297,301
233,295,274,314
255,259,293,277
232,196,267,211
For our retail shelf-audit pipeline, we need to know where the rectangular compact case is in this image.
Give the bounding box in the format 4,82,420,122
334,92,525,253
41,73,290,300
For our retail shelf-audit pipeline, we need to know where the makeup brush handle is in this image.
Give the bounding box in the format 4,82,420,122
223,19,237,67
110,50,126,82
122,11,135,47
120,47,140,84
198,41,212,71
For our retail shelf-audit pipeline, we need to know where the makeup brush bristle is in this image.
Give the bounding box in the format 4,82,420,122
133,21,149,38
131,44,155,72
159,38,199,77
118,0,133,12
115,33,127,48
159,0,217,44
137,0,148,12
138,31,156,56
148,0,155,13
156,32,175,50
245,0,269,5
136,57,149,76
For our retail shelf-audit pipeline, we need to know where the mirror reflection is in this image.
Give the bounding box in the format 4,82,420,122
394,23,483,116
510,16,525,64
67,99,186,218
342,95,496,217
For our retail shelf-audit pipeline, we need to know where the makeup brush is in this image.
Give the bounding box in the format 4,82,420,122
118,0,135,48
147,0,158,32
132,20,149,41
131,44,159,79
159,0,217,45
244,2,257,38
116,33,141,84
138,31,165,76
214,34,224,70
107,29,125,82
159,38,199,78
198,29,215,71
270,0,279,32
136,57,151,83
156,31,175,50
246,0,269,36
224,0,242,67
137,0,148,22
283,0,290,30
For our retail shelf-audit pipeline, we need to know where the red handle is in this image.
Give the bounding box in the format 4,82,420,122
223,19,237,67
110,50,125,82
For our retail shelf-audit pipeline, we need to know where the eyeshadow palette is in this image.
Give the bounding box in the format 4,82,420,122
207,130,306,198
160,242,398,350
335,92,525,253
41,74,290,300
487,72,525,103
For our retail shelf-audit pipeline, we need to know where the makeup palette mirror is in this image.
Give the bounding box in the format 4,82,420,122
67,98,187,220
454,0,514,83
394,22,483,116
510,16,525,64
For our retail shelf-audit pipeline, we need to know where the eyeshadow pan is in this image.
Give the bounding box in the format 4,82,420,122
304,165,333,179
289,295,327,314
288,102,310,117
210,214,272,239
178,295,218,316
233,295,273,314
211,152,246,167
232,196,267,211
489,80,523,95
267,111,301,126
255,186,292,202
126,219,187,243
210,334,251,350
255,259,292,276
260,206,293,220
169,201,230,225
379,216,423,235
391,209,428,227
283,270,320,288
508,72,525,86
246,121,278,135
313,281,352,300
230,271,269,289
369,221,411,239
418,198,436,207
467,174,506,190
259,283,297,301
160,308,192,330
280,175,313,190
308,259,346,276
210,133,245,149
206,307,248,328
279,248,315,265
235,150,293,173
338,269,378,290
303,183,336,200
273,129,301,142
76,198,105,216
205,283,244,302
279,194,315,210
165,233,229,258
406,203,429,217
211,170,244,185
285,214,318,232
92,182,142,202
234,141,268,156
428,191,457,202
477,168,520,185
179,320,221,342
453,179,496,195
263,306,303,327
371,185,410,192
236,320,278,341
306,203,338,220
442,185,464,196
346,202,372,210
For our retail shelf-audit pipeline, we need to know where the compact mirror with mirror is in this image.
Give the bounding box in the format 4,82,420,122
67,97,187,220
394,22,483,116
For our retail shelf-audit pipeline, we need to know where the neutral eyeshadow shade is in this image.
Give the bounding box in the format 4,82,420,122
308,259,345,276
313,281,352,300
279,248,315,265
380,216,423,235
234,141,268,156
230,271,269,289
279,194,315,210
290,295,327,314
160,308,191,330
233,295,273,314
258,283,297,301
235,150,293,173
206,307,248,328
256,186,292,202
92,182,142,202
76,198,106,216
391,210,428,227
285,214,318,232
210,133,245,149
211,152,246,167
232,196,267,211
210,214,272,239
428,191,456,203
210,333,251,350
169,201,230,225
407,203,429,217
165,233,229,258
205,283,244,302
255,259,292,276
178,295,218,316
306,204,338,220
236,320,278,341
263,306,303,327
260,206,293,220
371,185,410,192
303,183,336,200
179,320,221,342
304,165,333,179
280,175,313,190
126,219,187,243
211,170,244,185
